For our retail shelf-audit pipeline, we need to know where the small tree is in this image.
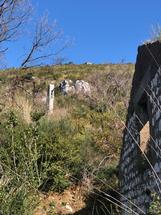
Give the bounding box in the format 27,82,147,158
151,24,161,42
21,14,68,68
0,0,68,68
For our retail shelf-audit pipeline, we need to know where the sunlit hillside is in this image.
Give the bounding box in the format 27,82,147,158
0,63,134,214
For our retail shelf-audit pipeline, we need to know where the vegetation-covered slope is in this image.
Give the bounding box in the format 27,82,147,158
0,64,134,214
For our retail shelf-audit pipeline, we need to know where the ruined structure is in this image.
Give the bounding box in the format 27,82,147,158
119,41,161,214
47,84,55,114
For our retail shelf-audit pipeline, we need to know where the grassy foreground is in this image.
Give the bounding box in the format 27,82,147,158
0,64,134,214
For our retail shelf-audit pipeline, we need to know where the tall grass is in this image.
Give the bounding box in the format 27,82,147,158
1,63,160,214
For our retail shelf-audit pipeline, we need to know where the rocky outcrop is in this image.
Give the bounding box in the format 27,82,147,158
59,80,90,95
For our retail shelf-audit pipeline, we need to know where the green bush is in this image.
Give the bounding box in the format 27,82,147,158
0,109,121,214
0,111,95,214
1,112,87,189
148,193,161,215
0,183,39,215
31,110,45,122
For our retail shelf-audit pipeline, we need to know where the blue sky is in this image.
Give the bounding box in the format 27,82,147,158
5,0,161,67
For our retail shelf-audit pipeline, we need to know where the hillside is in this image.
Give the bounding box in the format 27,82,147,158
0,64,134,214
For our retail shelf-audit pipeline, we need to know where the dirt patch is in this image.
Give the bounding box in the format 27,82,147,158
34,185,86,215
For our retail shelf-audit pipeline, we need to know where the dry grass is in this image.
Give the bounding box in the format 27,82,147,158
14,94,32,124
47,107,69,121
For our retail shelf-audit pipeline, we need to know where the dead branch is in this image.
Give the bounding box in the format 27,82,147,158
21,14,66,68
0,0,31,55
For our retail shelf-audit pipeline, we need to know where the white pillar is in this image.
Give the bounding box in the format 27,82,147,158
47,84,54,114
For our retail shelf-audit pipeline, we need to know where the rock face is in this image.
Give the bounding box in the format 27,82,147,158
74,80,90,94
59,80,73,95
119,41,161,214
59,80,90,95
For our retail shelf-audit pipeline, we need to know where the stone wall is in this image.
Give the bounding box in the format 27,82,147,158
119,41,161,214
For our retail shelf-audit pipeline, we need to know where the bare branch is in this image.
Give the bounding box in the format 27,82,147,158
0,0,31,56
0,2,69,68
21,14,68,68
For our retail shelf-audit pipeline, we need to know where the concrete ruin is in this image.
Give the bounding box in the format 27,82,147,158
47,84,54,114
119,41,161,214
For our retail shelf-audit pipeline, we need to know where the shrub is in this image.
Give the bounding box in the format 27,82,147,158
0,111,96,213
151,24,161,42
31,110,45,122
148,193,161,215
